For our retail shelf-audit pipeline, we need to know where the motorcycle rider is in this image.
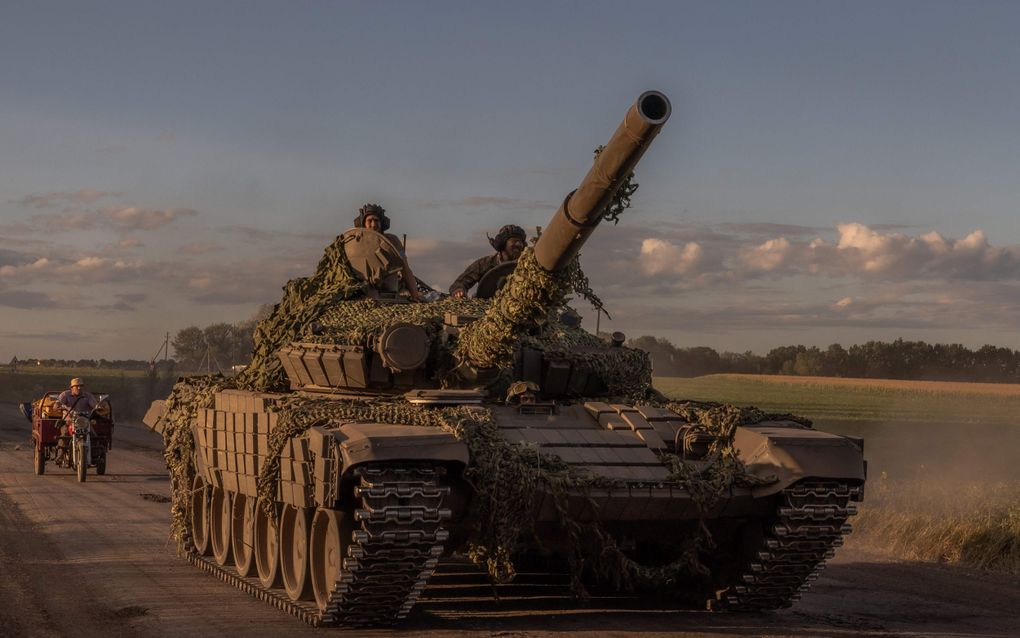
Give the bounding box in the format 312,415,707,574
57,378,97,452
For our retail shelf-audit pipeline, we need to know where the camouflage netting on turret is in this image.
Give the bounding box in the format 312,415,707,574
520,321,651,397
457,248,587,367
309,297,491,346
237,234,365,392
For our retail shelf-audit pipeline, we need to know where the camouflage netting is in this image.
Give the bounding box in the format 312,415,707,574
456,247,575,370
520,320,651,397
161,374,234,553
252,396,571,583
237,234,365,392
594,144,639,225
310,297,491,346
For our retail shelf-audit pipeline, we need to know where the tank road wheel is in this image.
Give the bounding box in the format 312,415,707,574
231,493,256,577
310,508,352,611
190,476,212,555
279,504,313,601
254,503,282,588
34,442,45,475
210,487,233,566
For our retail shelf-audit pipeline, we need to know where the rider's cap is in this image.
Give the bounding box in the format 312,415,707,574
70,377,84,387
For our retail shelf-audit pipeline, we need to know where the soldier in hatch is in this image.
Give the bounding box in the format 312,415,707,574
353,203,422,301
450,224,526,298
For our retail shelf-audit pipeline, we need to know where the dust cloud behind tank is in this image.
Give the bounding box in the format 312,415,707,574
145,90,866,627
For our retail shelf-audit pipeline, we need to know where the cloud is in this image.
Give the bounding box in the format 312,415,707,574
0,257,52,279
717,222,822,237
0,248,35,268
217,225,321,242
0,254,148,286
455,196,554,210
102,292,148,311
739,237,791,272
105,237,144,250
115,292,147,304
0,330,96,343
178,241,221,255
0,290,62,309
13,190,119,209
638,238,704,275
21,206,198,233
101,206,198,230
740,223,1020,281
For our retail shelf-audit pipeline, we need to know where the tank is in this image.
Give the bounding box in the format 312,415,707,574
146,90,865,627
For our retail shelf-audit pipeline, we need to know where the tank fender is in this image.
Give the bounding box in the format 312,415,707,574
335,422,469,474
734,423,866,497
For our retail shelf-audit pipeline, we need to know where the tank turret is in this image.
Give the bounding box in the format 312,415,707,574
271,92,671,398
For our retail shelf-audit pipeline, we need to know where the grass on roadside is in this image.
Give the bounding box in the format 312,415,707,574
849,475,1020,575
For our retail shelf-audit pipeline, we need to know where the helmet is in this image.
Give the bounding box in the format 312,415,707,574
488,224,527,251
70,377,84,388
354,203,391,232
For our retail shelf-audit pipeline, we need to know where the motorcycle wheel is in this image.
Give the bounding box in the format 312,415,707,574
34,442,45,475
76,440,87,483
96,455,107,476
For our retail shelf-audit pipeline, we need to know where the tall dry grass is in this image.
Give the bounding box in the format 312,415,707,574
849,474,1020,575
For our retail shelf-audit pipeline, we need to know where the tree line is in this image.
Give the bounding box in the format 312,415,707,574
170,305,272,372
171,321,256,372
8,357,169,371
627,336,1020,383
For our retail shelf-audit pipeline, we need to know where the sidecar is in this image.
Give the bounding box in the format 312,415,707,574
27,391,114,476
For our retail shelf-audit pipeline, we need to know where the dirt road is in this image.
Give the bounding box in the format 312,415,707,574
1,402,1018,638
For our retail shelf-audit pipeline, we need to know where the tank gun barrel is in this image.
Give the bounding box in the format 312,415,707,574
534,90,672,272
455,91,671,374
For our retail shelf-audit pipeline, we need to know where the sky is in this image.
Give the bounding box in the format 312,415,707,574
2,0,1020,360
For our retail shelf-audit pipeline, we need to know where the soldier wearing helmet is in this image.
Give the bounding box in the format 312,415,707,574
353,203,422,301
450,224,527,298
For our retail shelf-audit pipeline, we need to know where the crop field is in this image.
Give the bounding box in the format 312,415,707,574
654,373,1020,426
657,373,1020,576
0,368,174,419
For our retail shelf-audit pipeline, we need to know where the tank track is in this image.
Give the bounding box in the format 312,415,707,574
713,478,861,611
187,463,451,627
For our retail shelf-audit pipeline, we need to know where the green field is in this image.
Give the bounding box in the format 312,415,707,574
6,365,148,378
0,369,175,419
654,374,1020,427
